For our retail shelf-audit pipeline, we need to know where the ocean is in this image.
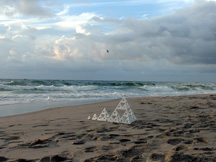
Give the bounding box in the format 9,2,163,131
0,79,216,117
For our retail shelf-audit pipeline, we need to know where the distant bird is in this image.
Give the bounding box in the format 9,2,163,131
106,49,109,53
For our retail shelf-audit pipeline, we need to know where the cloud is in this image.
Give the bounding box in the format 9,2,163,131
54,13,96,29
57,5,70,16
37,0,216,66
0,0,55,18
5,0,212,74
0,0,216,81
18,0,54,18
88,0,216,65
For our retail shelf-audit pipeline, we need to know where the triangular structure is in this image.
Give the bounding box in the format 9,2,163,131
114,98,136,124
115,98,130,110
109,109,121,123
87,116,91,120
128,108,136,121
88,98,136,124
120,109,130,124
92,114,97,120
97,108,109,121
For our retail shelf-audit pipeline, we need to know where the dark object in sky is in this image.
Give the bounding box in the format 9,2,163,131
106,50,109,53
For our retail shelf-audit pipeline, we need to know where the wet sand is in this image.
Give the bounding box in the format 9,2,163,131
0,94,216,162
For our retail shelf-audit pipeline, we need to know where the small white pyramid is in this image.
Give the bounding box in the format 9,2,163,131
92,114,97,120
120,109,136,124
109,109,121,123
115,98,130,110
97,108,109,121
87,116,91,120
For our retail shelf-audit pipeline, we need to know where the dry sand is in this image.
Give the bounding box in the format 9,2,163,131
0,94,216,162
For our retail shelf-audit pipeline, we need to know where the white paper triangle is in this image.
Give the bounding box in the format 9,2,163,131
88,98,136,124
97,108,109,121
92,114,97,120
115,98,136,124
109,109,121,123
128,108,136,121
116,97,130,110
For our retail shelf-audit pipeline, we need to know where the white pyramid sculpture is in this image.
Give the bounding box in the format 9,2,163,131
97,108,110,121
87,98,136,124
109,109,121,123
116,98,130,110
120,108,136,124
92,114,97,120
113,98,136,124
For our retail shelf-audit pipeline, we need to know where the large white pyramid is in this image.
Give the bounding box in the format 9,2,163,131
114,98,136,124
87,98,136,124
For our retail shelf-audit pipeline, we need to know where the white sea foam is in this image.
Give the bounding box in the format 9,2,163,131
0,79,216,107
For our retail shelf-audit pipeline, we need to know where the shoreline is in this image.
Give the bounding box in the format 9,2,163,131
0,94,216,161
1,93,215,118
0,98,111,118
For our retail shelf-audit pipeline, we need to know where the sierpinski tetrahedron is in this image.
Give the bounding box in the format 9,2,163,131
113,98,136,124
87,98,136,124
97,108,110,121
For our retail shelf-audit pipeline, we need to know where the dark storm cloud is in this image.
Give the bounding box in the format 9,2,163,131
120,0,216,65
86,0,216,65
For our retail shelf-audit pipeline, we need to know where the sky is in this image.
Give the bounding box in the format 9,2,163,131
0,0,216,82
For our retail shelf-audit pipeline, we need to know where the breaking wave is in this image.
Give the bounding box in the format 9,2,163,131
0,79,215,106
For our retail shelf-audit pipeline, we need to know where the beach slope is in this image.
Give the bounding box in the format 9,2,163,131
0,94,216,162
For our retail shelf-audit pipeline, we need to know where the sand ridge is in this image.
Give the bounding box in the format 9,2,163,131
0,94,216,162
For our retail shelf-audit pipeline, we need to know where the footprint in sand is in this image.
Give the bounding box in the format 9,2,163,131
134,138,147,144
84,154,119,162
184,140,193,144
32,124,49,128
173,145,188,152
73,139,85,145
194,147,216,151
5,135,20,141
119,138,131,143
40,155,69,162
108,133,120,139
167,138,182,145
85,146,97,152
19,138,57,149
147,153,165,162
100,145,114,151
120,146,144,159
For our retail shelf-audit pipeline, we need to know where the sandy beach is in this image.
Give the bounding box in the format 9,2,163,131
0,94,216,162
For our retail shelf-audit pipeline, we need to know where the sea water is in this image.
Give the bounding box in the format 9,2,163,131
0,79,215,116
